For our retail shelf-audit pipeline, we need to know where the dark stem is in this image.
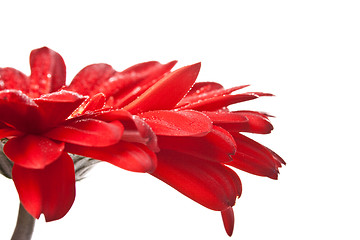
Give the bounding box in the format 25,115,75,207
11,203,35,240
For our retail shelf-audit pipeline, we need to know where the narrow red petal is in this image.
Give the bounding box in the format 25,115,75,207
227,133,283,179
66,142,157,173
29,47,66,97
157,126,236,163
221,207,235,236
185,82,224,96
12,153,76,221
0,68,30,93
4,134,65,169
229,151,279,179
205,111,273,134
178,92,260,111
152,150,241,211
266,147,286,165
45,119,124,147
178,85,249,108
140,110,212,137
231,111,273,134
124,63,201,114
67,64,116,96
204,111,248,124
122,60,177,75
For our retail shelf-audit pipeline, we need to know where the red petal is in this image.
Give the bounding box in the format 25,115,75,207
67,64,116,96
123,115,159,151
266,147,286,165
0,90,41,132
122,60,177,75
124,63,201,114
157,126,236,163
204,111,248,123
178,85,249,108
45,119,124,147
140,110,212,137
234,111,273,134
178,92,262,111
0,68,30,93
0,123,23,138
101,61,177,99
185,82,224,96
73,93,106,115
227,133,283,179
12,153,75,221
221,207,235,236
229,151,279,179
205,111,273,134
34,90,86,130
29,47,66,97
66,142,157,173
80,109,158,151
152,150,241,211
110,61,177,108
3,134,65,169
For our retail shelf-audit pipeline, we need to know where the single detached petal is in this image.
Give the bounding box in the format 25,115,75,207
152,150,241,211
124,63,201,114
4,134,65,169
45,119,124,147
139,110,212,137
221,207,235,236
66,142,157,173
12,153,75,221
0,67,30,93
29,47,66,97
157,126,236,163
67,63,116,96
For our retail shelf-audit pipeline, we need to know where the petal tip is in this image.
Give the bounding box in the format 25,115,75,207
221,207,234,237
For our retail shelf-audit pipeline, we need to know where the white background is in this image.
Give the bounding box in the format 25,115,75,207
1,0,359,239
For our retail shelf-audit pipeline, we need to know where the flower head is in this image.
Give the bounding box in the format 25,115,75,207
67,59,285,236
0,47,157,221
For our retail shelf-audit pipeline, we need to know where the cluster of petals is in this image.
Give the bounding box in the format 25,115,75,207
0,47,285,236
0,48,157,221
66,53,285,236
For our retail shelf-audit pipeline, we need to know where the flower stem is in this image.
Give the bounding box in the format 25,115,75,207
11,203,35,240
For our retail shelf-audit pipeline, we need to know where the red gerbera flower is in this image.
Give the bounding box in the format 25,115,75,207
67,60,285,236
0,47,157,221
